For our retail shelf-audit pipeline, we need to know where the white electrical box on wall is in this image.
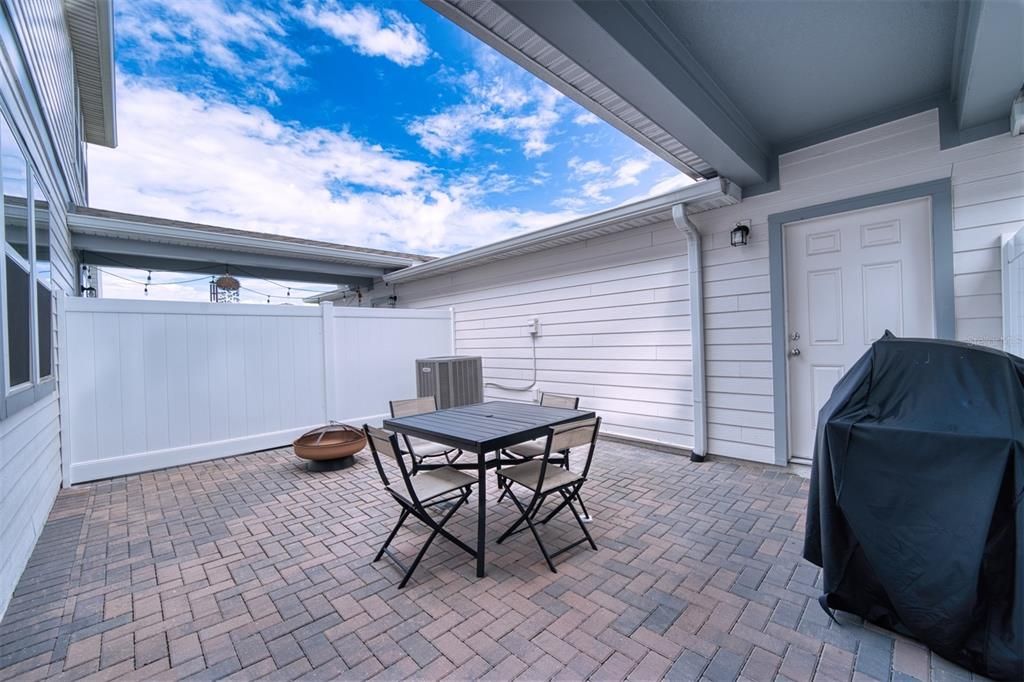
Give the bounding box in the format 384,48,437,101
528,318,541,337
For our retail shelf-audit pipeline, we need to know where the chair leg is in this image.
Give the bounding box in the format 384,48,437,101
399,491,470,589
505,488,557,573
562,487,597,551
375,509,410,561
539,491,572,524
496,484,540,543
575,493,591,520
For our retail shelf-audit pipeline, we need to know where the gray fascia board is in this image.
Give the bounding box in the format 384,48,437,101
492,0,769,186
385,178,739,284
67,211,418,269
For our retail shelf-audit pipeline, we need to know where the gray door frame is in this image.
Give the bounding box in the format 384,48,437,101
766,178,954,465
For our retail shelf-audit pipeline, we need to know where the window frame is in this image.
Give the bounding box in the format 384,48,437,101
0,111,55,421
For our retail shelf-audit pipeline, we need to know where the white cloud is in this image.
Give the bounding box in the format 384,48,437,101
297,2,430,67
407,50,565,159
88,80,579,257
573,111,601,126
117,0,303,97
566,156,653,203
568,157,610,177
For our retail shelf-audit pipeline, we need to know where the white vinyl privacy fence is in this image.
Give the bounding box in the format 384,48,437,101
62,299,452,483
1004,226,1024,358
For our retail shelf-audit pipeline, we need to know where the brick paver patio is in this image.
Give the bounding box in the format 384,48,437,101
0,441,985,681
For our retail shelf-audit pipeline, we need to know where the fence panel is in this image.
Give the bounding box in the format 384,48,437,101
331,307,453,422
63,299,451,483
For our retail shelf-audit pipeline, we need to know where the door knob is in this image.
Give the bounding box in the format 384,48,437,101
789,347,801,357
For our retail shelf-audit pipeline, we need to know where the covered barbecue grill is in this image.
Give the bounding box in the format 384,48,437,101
804,333,1023,680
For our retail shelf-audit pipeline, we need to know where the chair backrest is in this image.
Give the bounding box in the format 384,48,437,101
363,425,419,505
529,417,601,494
540,393,580,410
390,396,438,418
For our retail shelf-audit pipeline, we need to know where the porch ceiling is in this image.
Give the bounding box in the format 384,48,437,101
68,207,430,287
429,0,1024,190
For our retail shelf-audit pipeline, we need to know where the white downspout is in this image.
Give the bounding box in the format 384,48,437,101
671,204,707,462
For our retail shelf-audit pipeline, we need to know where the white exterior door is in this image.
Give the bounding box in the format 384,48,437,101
785,197,935,462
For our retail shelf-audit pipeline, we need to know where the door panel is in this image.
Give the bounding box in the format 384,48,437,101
785,197,934,462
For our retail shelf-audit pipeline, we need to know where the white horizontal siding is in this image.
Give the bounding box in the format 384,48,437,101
392,221,694,449
6,0,84,203
689,109,1024,463
0,394,61,620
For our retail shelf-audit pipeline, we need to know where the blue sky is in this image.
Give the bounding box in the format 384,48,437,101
88,0,691,300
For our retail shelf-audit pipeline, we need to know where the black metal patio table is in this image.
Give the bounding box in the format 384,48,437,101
382,400,595,578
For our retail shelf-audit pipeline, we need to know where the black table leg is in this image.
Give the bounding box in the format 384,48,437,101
477,446,486,577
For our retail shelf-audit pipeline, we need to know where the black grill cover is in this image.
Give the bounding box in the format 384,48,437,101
803,334,1023,680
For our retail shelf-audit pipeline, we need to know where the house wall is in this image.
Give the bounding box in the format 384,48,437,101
688,109,1024,463
4,0,86,205
0,0,82,619
390,109,1022,465
389,221,695,449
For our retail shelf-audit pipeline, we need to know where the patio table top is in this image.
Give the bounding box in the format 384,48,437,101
382,400,595,454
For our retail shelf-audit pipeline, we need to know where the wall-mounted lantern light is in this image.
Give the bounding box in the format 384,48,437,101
730,221,750,247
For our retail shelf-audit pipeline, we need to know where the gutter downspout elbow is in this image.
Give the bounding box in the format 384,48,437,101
671,204,707,462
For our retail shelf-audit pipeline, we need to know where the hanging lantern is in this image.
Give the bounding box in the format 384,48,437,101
215,274,240,291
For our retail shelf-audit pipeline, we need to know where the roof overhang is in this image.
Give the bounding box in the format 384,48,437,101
64,0,116,147
429,1,1022,192
384,178,739,284
68,208,425,287
425,0,760,184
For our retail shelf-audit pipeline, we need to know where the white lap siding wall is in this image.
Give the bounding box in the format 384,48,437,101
689,110,1024,463
388,221,696,449
388,110,1022,466
0,0,84,618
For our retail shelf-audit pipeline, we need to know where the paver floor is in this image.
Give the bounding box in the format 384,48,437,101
0,441,986,681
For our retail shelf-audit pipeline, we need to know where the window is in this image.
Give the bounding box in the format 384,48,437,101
33,177,51,379
1,112,55,417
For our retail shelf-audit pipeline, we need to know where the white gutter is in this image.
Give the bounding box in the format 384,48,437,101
672,204,708,462
385,179,739,284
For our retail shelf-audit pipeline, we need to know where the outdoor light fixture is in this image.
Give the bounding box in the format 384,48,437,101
731,222,750,247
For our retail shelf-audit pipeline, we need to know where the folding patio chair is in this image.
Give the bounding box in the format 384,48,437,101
502,393,580,467
389,396,462,473
364,425,478,588
498,393,591,516
496,417,601,573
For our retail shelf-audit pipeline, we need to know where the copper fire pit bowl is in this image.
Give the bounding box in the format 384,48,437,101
293,423,365,471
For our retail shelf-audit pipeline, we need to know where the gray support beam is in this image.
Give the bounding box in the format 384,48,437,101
73,234,380,286
952,0,1024,130
494,0,770,186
